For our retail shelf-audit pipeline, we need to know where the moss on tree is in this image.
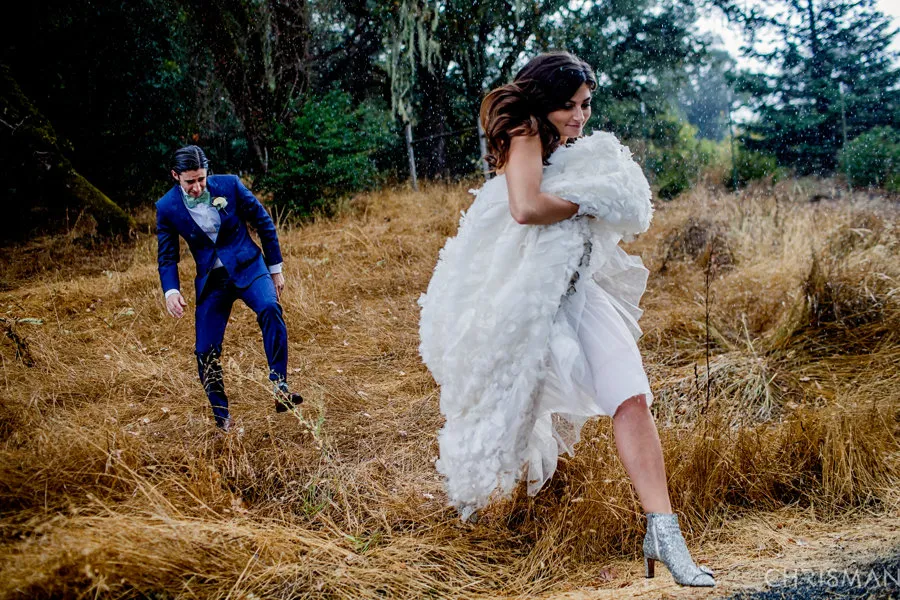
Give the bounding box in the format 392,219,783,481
0,64,134,240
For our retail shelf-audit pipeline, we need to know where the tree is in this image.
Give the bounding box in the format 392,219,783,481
262,89,395,214
180,0,312,172
0,65,134,241
378,0,570,178
307,0,392,99
726,0,900,174
838,126,900,190
382,0,454,178
2,0,215,207
440,0,569,110
548,0,706,143
678,48,736,141
434,0,568,176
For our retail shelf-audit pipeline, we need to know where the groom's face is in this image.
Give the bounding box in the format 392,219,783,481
172,168,208,198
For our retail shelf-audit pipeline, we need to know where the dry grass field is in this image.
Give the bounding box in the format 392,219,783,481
0,177,898,599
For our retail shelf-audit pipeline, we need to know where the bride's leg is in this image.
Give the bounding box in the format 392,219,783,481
612,393,671,514
613,394,715,586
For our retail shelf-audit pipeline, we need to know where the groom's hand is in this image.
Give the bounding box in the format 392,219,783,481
166,292,188,318
272,272,285,301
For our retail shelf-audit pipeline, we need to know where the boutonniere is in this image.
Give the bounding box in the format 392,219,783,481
212,197,228,210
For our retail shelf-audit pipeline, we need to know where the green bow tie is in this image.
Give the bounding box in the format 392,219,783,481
183,189,211,209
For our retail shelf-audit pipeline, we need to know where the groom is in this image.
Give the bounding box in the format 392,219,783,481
156,145,302,430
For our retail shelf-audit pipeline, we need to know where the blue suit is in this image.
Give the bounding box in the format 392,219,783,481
156,175,289,424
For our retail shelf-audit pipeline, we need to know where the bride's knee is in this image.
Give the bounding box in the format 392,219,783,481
613,393,650,420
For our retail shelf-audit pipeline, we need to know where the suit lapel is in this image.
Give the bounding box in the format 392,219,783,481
206,178,235,238
206,178,232,219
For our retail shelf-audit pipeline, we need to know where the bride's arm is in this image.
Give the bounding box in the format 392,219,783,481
505,135,579,225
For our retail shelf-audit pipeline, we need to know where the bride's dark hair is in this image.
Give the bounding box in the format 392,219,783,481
481,51,596,171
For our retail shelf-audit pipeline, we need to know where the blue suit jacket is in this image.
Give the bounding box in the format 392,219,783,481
156,175,283,300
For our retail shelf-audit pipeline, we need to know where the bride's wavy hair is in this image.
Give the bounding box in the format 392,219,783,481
480,51,596,171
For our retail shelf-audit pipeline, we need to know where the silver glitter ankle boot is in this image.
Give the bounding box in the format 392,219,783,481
643,513,714,587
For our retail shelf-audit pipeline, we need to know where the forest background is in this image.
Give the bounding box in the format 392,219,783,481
2,0,899,243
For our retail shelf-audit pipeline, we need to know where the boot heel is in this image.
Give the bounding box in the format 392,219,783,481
644,556,655,578
642,513,715,587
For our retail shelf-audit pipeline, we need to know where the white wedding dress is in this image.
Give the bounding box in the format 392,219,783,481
418,131,654,520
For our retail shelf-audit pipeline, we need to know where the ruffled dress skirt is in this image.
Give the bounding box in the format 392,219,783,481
419,131,656,516
525,238,653,494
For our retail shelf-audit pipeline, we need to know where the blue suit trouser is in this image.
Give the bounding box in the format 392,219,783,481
194,268,288,423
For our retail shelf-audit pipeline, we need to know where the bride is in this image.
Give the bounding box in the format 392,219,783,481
418,51,714,587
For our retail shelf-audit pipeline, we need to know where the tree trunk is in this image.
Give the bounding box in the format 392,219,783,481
187,0,310,173
0,64,134,240
416,64,449,178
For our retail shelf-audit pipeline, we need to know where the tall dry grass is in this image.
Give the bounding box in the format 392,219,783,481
0,178,897,598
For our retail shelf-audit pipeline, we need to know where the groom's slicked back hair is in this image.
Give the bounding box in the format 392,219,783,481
172,145,210,174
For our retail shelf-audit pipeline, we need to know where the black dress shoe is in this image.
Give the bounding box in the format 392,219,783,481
274,382,303,413
275,392,303,413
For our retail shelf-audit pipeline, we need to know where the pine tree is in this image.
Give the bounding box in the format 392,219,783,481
728,0,900,174
548,0,704,143
679,49,736,141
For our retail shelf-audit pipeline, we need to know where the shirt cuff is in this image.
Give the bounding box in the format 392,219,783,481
268,263,283,274
164,289,181,299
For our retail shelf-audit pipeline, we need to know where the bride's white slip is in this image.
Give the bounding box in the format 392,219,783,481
418,131,654,520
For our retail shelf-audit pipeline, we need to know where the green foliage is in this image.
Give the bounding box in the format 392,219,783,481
384,0,442,124
261,91,397,215
730,0,900,175
838,127,900,191
724,145,784,190
551,0,705,143
643,120,719,199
